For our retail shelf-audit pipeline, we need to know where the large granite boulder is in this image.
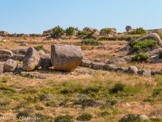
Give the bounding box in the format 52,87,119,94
3,59,17,72
51,44,83,71
22,47,40,71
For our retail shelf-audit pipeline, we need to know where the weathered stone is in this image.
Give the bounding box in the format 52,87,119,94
115,67,127,72
38,50,46,56
136,33,162,45
128,66,138,74
126,26,132,32
11,48,28,55
3,59,17,72
139,115,149,120
0,49,13,56
20,42,27,46
21,72,47,79
0,65,3,74
92,63,105,70
106,57,126,64
0,55,10,61
104,64,118,71
80,59,92,67
22,47,40,71
51,44,83,71
40,56,52,69
138,69,152,77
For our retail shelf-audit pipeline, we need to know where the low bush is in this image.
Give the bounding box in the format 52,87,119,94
131,27,147,34
76,113,93,121
101,28,112,35
109,83,125,94
54,115,73,122
0,77,9,83
78,31,89,37
132,52,150,62
119,114,141,122
35,45,44,51
16,110,31,119
159,50,162,59
130,39,158,53
35,113,53,121
65,27,75,36
81,39,102,46
152,88,162,97
51,26,64,39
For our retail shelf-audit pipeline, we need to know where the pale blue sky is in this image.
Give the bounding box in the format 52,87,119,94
0,0,161,34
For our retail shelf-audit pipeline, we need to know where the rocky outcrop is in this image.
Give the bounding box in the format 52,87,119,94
0,49,13,56
106,57,126,64
11,48,28,55
22,47,40,71
3,59,17,72
51,44,83,71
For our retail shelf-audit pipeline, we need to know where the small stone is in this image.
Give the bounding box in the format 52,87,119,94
128,66,138,74
139,115,149,120
3,59,17,72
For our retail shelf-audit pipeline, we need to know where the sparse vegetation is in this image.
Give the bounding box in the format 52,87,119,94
132,52,150,62
35,45,44,51
131,27,147,34
55,115,73,122
109,83,125,94
76,113,93,121
81,39,102,45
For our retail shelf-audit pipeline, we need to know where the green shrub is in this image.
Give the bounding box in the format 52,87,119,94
35,113,53,121
0,77,9,83
16,110,31,119
81,39,102,46
152,88,162,97
76,113,93,121
119,114,141,122
102,28,112,35
130,39,158,53
132,52,150,62
65,27,75,36
78,31,89,36
131,27,147,34
54,115,73,122
51,26,64,39
159,50,162,59
35,45,44,51
110,83,125,94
